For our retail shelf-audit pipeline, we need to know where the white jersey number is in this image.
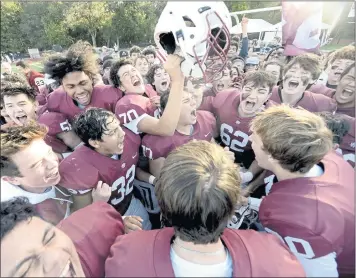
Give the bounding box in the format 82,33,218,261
142,145,153,160
111,164,136,206
265,227,315,259
118,109,139,125
60,119,72,132
220,123,249,152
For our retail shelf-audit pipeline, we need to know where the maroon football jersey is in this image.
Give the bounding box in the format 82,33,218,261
259,152,355,276
57,201,125,278
37,111,72,154
36,85,50,105
26,71,45,93
44,85,122,121
115,93,160,134
309,84,336,98
59,128,140,214
336,106,355,118
142,111,216,159
105,227,305,277
336,114,355,167
270,86,337,113
203,90,274,167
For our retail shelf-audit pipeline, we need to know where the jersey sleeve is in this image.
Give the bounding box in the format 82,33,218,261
57,201,125,278
115,103,148,134
142,135,172,159
59,158,99,195
202,111,217,136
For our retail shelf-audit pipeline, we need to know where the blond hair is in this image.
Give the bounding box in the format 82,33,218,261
283,53,322,80
250,105,333,173
330,45,356,64
1,121,47,158
156,140,241,244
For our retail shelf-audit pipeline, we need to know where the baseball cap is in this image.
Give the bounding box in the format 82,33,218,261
119,50,129,58
245,57,259,65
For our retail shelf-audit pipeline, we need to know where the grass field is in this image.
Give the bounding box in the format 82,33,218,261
10,59,44,73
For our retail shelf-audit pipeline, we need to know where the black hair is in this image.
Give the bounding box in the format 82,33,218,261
109,59,133,88
129,45,141,56
146,64,164,86
44,54,86,84
1,197,38,240
73,108,115,150
142,48,156,58
317,112,350,145
102,59,114,70
102,55,114,63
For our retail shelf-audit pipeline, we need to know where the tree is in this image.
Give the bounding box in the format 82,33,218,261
1,2,25,52
65,2,113,47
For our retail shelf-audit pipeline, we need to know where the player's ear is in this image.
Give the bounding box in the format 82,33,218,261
2,176,21,186
88,139,100,149
333,143,339,150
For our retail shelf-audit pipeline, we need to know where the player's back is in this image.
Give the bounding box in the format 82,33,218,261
105,227,305,277
259,152,354,276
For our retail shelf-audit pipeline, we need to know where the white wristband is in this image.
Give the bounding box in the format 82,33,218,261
149,175,156,185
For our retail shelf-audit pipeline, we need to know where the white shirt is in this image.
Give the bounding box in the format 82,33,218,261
170,247,233,277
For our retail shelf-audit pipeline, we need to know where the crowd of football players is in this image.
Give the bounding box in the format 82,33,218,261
0,3,355,277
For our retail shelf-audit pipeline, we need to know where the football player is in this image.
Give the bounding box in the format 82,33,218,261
200,71,276,169
324,45,355,90
142,90,217,178
318,111,355,167
1,196,123,278
146,64,171,96
1,77,82,157
105,141,305,277
111,56,184,136
249,105,354,277
269,53,337,112
129,45,142,60
15,60,44,93
43,53,122,121
326,63,355,117
0,122,72,225
59,108,151,230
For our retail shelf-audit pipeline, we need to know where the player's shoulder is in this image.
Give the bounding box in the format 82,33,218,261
105,228,172,277
213,89,239,108
145,84,158,97
305,90,337,112
57,202,124,278
222,229,305,276
93,85,122,98
47,87,67,107
309,84,335,98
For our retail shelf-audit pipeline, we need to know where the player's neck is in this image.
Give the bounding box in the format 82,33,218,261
280,90,304,106
95,148,115,158
274,166,305,181
172,236,227,264
176,123,192,135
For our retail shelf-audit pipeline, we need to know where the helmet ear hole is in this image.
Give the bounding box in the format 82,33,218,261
159,32,176,55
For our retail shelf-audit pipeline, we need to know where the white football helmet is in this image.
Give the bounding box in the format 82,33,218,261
154,1,232,83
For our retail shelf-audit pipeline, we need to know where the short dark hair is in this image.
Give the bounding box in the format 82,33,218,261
155,140,241,244
230,41,239,51
142,48,156,58
44,53,98,84
317,112,350,145
330,45,355,64
146,64,163,85
109,59,132,88
102,59,114,70
1,74,37,103
243,70,276,93
73,107,115,150
160,90,170,111
15,61,28,69
231,56,245,66
129,45,141,56
1,197,38,240
102,55,114,63
283,53,322,81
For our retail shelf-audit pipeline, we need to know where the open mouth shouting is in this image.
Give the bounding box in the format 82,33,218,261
243,99,256,111
15,114,28,124
160,80,169,90
288,80,300,89
340,88,354,99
